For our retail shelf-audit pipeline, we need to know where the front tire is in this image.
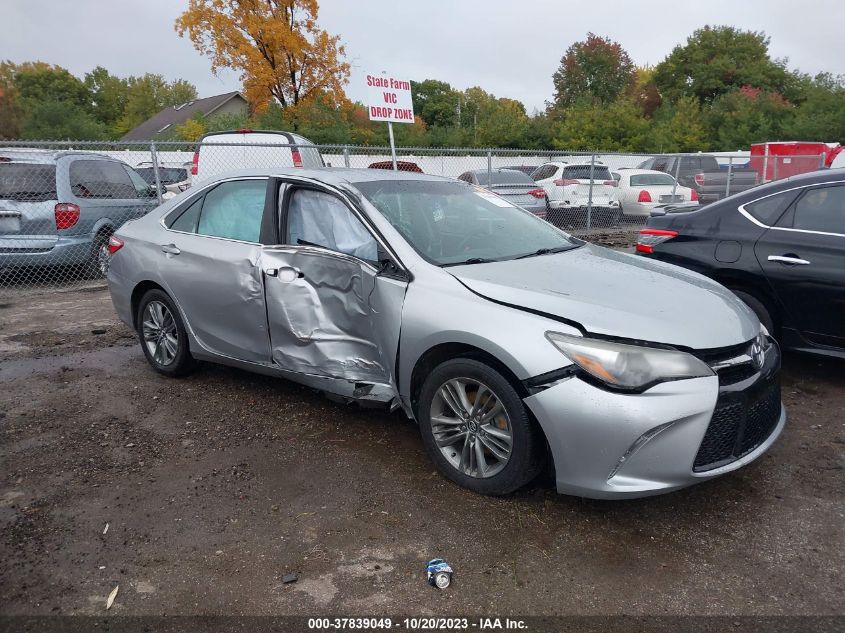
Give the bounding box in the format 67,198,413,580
417,358,545,496
136,289,197,377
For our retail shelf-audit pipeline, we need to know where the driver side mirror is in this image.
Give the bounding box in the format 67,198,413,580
376,244,406,279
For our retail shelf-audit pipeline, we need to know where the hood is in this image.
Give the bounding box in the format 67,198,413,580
448,244,758,350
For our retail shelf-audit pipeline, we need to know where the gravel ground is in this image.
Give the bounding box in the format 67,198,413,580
0,284,843,618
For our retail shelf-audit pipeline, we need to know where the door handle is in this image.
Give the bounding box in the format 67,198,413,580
768,255,810,265
276,266,304,282
160,244,181,255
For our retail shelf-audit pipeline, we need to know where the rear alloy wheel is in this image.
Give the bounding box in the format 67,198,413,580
85,230,113,279
136,289,196,377
418,358,545,495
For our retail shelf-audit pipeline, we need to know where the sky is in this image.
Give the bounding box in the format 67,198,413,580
3,0,844,113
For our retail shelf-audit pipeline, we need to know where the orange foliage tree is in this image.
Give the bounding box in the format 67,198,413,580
175,0,350,114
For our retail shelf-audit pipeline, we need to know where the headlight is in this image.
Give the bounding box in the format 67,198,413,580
546,332,714,391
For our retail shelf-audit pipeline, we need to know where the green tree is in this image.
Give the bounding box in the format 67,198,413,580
706,87,793,149
654,26,797,104
13,65,92,110
84,66,129,129
522,113,555,149
785,73,845,142
550,33,635,114
647,96,709,152
117,74,198,135
20,100,108,140
411,79,460,129
552,97,648,151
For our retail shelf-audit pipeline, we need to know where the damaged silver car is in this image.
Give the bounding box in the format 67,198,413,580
106,169,785,498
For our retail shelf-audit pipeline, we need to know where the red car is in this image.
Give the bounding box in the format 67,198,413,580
368,160,423,173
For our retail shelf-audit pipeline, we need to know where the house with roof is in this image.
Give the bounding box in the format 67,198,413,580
121,91,248,141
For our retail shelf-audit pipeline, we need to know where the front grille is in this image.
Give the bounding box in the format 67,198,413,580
693,382,781,473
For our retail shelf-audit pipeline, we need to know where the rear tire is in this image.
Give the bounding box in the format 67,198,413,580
136,289,197,377
730,289,775,335
417,358,545,496
85,229,113,279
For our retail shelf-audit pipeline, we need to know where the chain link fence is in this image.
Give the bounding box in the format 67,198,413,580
0,139,829,292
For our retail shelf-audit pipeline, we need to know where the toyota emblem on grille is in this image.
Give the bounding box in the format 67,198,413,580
751,336,765,369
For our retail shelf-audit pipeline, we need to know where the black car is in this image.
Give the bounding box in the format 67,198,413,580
636,169,845,358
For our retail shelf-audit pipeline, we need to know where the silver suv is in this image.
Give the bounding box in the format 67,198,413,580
0,150,158,278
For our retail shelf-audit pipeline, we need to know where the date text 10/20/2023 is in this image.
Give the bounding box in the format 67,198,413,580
307,617,528,630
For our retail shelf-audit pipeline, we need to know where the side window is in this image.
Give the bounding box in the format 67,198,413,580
746,191,795,226
287,189,378,262
652,158,669,172
532,165,553,181
196,179,267,242
124,166,152,198
457,173,472,183
169,196,203,233
791,186,845,234
69,160,137,199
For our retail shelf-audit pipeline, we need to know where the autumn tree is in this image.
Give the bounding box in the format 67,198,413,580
175,0,350,115
550,33,635,114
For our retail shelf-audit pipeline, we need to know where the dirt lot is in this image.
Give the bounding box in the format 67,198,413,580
1,284,843,618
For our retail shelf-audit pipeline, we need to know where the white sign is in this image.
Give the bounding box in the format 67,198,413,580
365,73,415,123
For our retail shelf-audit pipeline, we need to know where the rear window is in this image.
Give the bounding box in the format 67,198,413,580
0,163,57,201
630,174,677,186
135,167,188,185
69,160,137,199
744,191,795,225
562,165,612,180
476,170,534,186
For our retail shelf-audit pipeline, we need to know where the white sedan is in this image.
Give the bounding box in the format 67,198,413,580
614,169,697,217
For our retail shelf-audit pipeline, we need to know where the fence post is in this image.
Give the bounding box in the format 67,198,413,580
343,146,350,168
773,156,779,181
672,155,681,200
150,141,163,205
486,150,493,190
726,157,733,197
819,153,826,170
587,154,595,230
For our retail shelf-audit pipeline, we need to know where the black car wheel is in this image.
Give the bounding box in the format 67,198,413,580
417,358,545,496
136,289,197,377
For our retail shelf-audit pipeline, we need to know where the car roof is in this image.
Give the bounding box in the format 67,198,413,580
197,167,455,187
468,168,530,175
619,169,677,177
0,149,117,163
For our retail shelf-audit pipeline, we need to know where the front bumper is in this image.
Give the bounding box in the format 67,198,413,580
524,340,784,499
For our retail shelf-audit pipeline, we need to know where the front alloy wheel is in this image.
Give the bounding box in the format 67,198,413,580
418,358,545,496
430,378,513,478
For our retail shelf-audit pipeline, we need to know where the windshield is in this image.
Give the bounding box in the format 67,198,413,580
135,167,187,185
0,163,57,201
562,165,612,180
355,180,578,266
630,173,677,186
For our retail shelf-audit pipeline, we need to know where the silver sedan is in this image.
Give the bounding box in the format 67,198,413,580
106,168,785,498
